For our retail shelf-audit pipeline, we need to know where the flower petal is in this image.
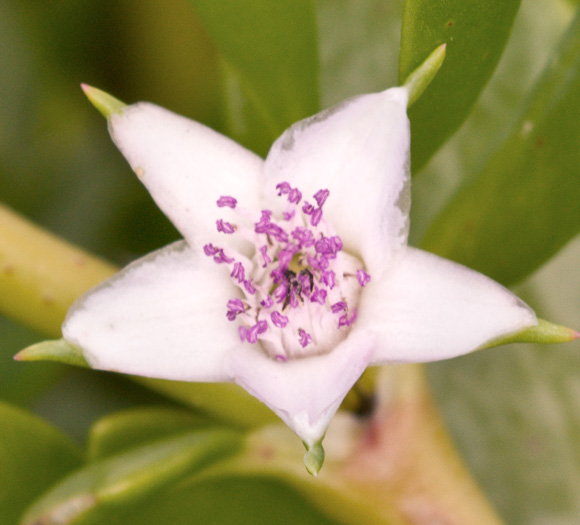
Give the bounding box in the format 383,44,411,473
229,329,375,446
109,103,263,249
63,241,240,381
359,247,537,363
264,87,410,276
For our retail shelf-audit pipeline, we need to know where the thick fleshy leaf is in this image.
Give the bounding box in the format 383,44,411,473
230,328,375,446
20,429,242,525
188,0,320,156
109,102,263,249
422,9,580,286
399,0,521,172
87,407,205,460
264,87,410,276
63,241,239,381
360,247,537,364
0,401,82,524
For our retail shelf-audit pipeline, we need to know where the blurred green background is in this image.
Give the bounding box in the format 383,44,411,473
1,0,580,523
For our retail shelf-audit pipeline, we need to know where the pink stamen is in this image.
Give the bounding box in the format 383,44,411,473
217,196,237,208
226,299,246,321
231,262,245,283
356,269,371,287
298,328,312,348
314,189,330,207
217,219,235,234
212,184,366,354
260,245,271,268
271,311,289,328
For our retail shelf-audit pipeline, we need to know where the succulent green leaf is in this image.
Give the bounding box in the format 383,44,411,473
399,0,521,172
15,338,89,368
422,9,580,286
187,0,319,155
0,401,82,524
87,407,206,460
20,429,243,525
81,84,126,119
481,319,579,349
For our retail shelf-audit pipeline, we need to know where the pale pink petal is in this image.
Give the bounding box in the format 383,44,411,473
63,241,240,381
109,103,263,251
264,87,410,276
229,329,375,446
358,247,537,364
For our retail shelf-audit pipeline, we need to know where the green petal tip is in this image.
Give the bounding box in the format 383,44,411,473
81,84,126,118
303,441,325,476
483,319,580,349
402,43,447,108
15,339,89,368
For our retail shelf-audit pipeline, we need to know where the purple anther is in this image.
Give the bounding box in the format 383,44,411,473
321,270,336,289
302,202,315,215
254,210,273,232
277,250,294,270
356,269,371,287
276,182,291,196
288,188,302,204
298,328,312,348
330,236,343,252
213,249,234,264
217,196,237,208
310,287,327,305
247,320,268,343
313,189,330,208
255,220,288,243
203,243,219,256
261,295,274,309
338,308,357,328
283,209,296,221
292,227,315,248
216,219,235,234
274,283,288,303
230,262,245,283
306,255,322,271
243,279,256,295
288,287,300,309
310,207,323,227
315,237,333,255
260,245,272,268
317,255,330,270
271,311,289,328
331,301,347,313
226,298,246,321
275,354,288,362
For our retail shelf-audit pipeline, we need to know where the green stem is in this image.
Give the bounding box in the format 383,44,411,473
0,204,116,337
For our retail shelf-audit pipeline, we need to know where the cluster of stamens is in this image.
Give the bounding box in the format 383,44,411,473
203,182,370,361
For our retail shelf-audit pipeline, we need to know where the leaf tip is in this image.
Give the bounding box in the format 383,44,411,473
15,339,90,368
403,43,447,107
81,84,126,119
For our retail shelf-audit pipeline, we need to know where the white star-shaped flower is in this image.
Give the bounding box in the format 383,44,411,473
62,84,536,473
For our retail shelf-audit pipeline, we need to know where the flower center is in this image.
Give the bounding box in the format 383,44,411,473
204,182,370,361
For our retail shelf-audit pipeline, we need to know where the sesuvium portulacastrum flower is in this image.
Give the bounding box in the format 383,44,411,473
18,49,576,475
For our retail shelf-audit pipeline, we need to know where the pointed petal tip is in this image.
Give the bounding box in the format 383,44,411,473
80,84,126,119
303,441,325,476
15,339,90,368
